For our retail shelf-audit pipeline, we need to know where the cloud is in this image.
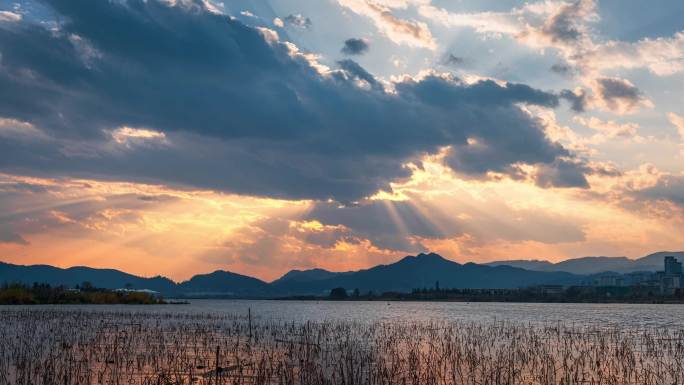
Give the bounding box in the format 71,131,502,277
417,5,519,36
337,0,436,49
593,77,653,115
0,175,163,246
668,112,684,141
307,200,445,251
306,196,586,251
0,0,581,202
282,13,312,28
574,116,639,141
534,159,590,188
537,108,643,152
335,59,381,90
202,215,374,271
421,0,684,81
110,126,167,146
0,117,49,141
0,11,21,22
534,0,596,44
0,178,264,271
0,228,29,245
589,32,684,77
418,0,598,46
559,89,587,112
636,174,684,207
341,38,369,55
550,63,573,76
442,53,464,67
388,76,567,177
419,0,680,115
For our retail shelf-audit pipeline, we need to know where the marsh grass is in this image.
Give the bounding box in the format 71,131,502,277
1,309,683,385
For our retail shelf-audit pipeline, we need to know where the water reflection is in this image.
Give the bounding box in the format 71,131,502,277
5,300,684,328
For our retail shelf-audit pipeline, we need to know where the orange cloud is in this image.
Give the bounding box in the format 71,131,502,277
1,156,683,282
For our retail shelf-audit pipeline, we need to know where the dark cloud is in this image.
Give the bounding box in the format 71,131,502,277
283,13,311,28
595,77,646,112
0,0,582,202
550,63,573,75
395,76,560,109
0,227,29,245
637,175,684,206
341,38,369,55
560,89,587,112
303,227,360,249
391,77,565,176
442,53,465,66
335,59,381,90
534,159,590,188
137,194,178,202
541,0,589,43
0,181,51,194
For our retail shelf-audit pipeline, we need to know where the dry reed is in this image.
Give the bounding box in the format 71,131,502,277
1,309,683,385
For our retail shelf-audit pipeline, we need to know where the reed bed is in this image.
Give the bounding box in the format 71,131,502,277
1,309,683,385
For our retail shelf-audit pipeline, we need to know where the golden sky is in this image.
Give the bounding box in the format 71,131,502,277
1,0,683,281
1,153,681,282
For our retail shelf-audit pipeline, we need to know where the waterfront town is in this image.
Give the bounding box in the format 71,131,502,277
581,256,684,295
369,256,684,303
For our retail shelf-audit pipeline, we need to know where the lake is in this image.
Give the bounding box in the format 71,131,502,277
5,299,684,328
3,301,684,385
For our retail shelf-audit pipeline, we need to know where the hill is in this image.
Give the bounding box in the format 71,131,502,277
271,253,582,295
271,268,345,284
486,251,684,274
178,270,270,297
0,262,177,296
3,251,680,298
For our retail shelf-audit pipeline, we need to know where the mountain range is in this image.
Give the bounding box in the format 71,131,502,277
486,251,684,275
1,251,680,298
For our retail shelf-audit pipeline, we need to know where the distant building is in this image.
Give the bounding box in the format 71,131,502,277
665,256,682,275
587,273,625,287
114,288,162,298
661,276,681,295
536,285,564,295
583,256,683,295
660,256,683,295
596,274,622,287
625,272,655,286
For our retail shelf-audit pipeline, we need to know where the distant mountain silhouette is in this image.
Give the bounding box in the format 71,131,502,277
271,253,582,295
2,251,679,298
178,270,270,297
271,268,347,285
486,251,684,274
0,261,177,295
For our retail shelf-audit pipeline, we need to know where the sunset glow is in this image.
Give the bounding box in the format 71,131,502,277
1,0,683,281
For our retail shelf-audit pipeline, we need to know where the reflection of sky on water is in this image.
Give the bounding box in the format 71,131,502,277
5,300,684,329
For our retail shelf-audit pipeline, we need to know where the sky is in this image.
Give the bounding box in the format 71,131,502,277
0,0,682,282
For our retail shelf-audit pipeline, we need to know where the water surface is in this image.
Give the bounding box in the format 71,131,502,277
5,300,684,328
